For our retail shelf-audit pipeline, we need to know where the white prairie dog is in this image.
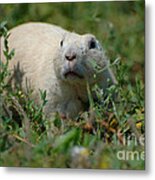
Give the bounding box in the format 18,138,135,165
0,22,117,119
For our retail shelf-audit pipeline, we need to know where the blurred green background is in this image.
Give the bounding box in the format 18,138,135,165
0,1,144,84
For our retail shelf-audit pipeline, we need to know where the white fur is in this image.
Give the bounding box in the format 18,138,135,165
1,22,116,119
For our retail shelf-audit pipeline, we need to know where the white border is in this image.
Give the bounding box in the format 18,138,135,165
0,0,155,179
0,0,140,3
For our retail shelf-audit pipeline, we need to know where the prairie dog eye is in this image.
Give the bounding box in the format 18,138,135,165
60,40,63,47
89,39,97,49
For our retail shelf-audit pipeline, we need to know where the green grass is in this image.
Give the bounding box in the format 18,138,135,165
0,1,145,169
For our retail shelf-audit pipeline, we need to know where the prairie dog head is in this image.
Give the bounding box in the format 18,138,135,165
54,32,108,85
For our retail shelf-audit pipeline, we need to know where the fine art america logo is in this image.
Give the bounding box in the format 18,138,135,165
116,133,145,161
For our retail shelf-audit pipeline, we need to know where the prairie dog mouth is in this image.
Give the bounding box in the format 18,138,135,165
64,70,84,79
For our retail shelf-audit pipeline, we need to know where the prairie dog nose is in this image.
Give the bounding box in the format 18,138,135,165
65,51,77,61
